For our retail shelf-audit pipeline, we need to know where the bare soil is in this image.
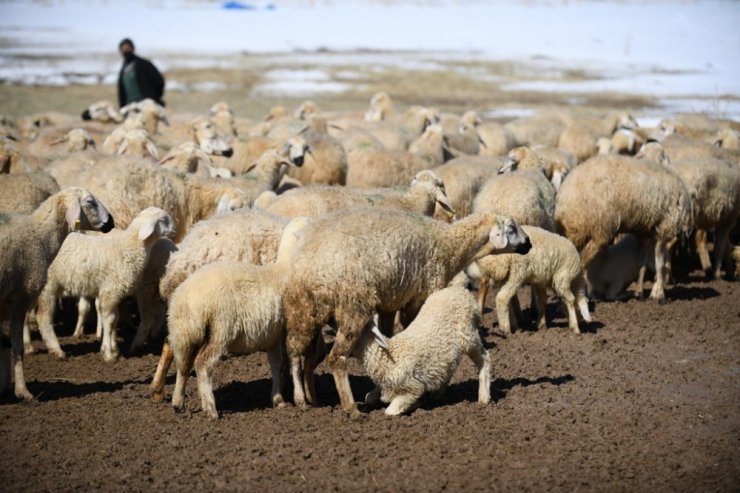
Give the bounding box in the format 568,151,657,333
1,272,738,492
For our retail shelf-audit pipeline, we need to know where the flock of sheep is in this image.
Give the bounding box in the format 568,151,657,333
1,92,739,418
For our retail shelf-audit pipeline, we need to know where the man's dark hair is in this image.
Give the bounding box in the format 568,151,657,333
119,38,135,51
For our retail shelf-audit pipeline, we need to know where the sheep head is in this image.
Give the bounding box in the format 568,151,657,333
63,187,114,233
488,216,531,255
190,117,233,158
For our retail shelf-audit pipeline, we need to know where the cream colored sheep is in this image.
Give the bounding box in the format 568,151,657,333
431,155,506,221
0,187,113,401
113,129,159,160
281,208,531,416
0,171,60,214
478,120,517,157
228,148,304,206
472,225,591,334
158,141,232,178
209,101,237,137
73,157,248,242
286,115,347,186
354,285,490,415
712,129,739,150
35,207,173,361
81,100,123,123
504,112,563,148
266,169,453,219
444,112,485,157
586,234,654,301
24,128,96,159
499,146,572,190
150,214,309,410
157,116,233,158
346,124,445,188
554,152,692,303
364,91,396,122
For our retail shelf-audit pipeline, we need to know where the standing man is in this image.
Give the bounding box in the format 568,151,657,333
117,38,165,108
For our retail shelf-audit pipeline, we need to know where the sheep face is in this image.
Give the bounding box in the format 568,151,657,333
133,207,174,241
412,170,454,215
636,142,671,167
66,188,114,233
488,216,531,254
499,146,527,174
216,191,249,214
191,118,233,158
282,136,309,167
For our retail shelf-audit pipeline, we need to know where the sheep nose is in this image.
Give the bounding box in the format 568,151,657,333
81,109,92,121
293,155,305,167
101,216,115,233
221,148,234,158
515,237,532,255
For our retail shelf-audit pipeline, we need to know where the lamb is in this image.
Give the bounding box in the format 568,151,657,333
281,207,531,416
150,213,309,410
554,152,692,303
73,157,248,241
470,225,591,334
353,285,491,415
586,234,655,301
0,171,60,214
0,187,114,401
120,98,169,135
35,207,174,361
265,169,453,219
158,117,233,158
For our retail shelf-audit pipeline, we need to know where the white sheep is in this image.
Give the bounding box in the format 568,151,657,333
431,155,506,221
35,207,174,361
554,152,692,302
281,208,531,416
287,115,347,186
158,216,311,416
586,234,655,301
230,148,304,206
0,187,114,401
265,169,453,219
158,141,232,178
81,100,123,123
470,225,591,334
353,285,491,415
0,171,60,214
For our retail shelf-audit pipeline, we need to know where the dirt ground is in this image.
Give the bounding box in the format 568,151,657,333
1,270,738,492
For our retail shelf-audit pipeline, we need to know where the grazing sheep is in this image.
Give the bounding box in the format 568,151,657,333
266,169,453,219
587,234,654,301
504,112,564,148
431,155,506,221
81,100,123,123
73,157,248,241
554,152,692,302
354,285,491,415
471,225,591,334
24,128,96,159
0,187,114,401
35,207,173,361
282,208,531,415
0,171,60,214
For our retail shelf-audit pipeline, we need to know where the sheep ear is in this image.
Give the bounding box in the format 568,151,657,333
329,124,344,131
551,170,563,191
138,219,157,241
116,141,129,155
245,162,258,174
146,141,160,160
66,200,81,231
298,125,309,135
158,153,175,165
216,195,232,214
435,190,455,215
369,323,390,350
50,136,69,146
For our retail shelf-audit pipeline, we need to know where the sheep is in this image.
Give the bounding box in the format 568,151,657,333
158,141,232,178
112,129,159,160
586,234,655,301
281,207,531,416
265,169,454,219
211,136,276,175
158,117,233,158
24,128,97,159
353,285,491,415
638,142,740,279
499,146,572,191
0,187,114,401
364,91,396,122
149,213,308,403
431,155,506,221
208,101,237,137
286,115,347,186
294,100,322,120
712,129,739,150
81,100,123,123
120,99,169,134
0,171,60,214
229,148,304,206
554,152,692,303
444,111,485,156
470,225,591,334
478,120,517,157
346,124,445,188
35,207,173,361
504,112,564,148
73,157,248,241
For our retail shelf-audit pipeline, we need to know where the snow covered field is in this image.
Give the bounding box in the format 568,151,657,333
1,0,738,118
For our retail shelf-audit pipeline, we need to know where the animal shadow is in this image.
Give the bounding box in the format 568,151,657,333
491,374,575,403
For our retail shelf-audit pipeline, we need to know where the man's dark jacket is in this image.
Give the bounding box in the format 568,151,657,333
117,54,165,107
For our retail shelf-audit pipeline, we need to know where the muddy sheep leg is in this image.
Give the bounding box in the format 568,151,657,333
150,341,174,403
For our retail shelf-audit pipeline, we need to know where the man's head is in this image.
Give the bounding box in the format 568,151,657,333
119,38,135,61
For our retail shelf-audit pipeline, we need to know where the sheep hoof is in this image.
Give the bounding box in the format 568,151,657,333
151,391,165,403
102,353,118,363
51,349,67,360
16,389,34,403
657,297,669,306
23,345,36,356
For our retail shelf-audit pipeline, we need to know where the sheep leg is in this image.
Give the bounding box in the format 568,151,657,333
289,354,308,408
193,348,220,419
634,238,651,299
23,312,35,355
94,298,102,340
328,316,367,417
495,282,518,335
73,297,92,338
150,341,173,403
99,298,119,362
477,275,490,319
364,386,381,406
267,344,286,408
649,240,669,304
695,229,711,273
533,286,548,331
35,289,65,359
10,306,33,402
301,331,326,406
131,289,166,353
467,343,491,404
385,393,419,416
555,281,580,334
712,225,731,280
510,296,522,330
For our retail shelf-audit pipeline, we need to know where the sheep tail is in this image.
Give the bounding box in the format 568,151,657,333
574,275,592,322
